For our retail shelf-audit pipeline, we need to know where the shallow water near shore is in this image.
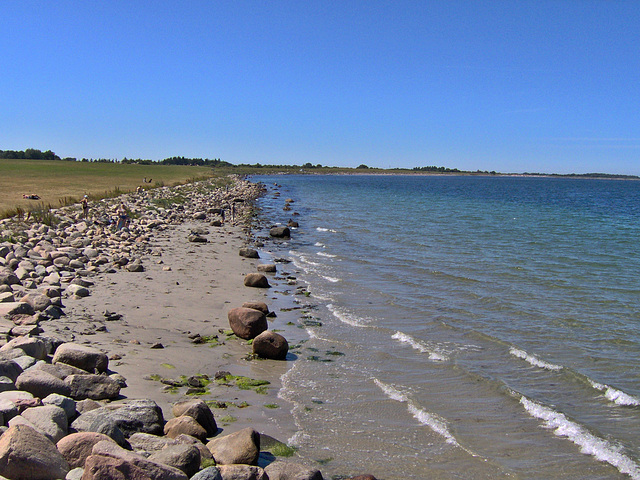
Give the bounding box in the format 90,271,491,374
252,174,640,480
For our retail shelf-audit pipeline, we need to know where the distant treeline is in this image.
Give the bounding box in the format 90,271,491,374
2,149,638,179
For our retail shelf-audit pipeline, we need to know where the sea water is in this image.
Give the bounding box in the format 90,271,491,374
252,174,640,480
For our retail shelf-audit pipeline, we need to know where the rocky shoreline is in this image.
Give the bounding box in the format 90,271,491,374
0,176,376,480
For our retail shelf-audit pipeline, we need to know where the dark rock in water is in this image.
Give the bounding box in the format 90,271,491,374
228,307,268,340
252,331,289,360
349,476,379,480
239,248,260,259
243,273,270,288
287,219,299,228
269,226,290,238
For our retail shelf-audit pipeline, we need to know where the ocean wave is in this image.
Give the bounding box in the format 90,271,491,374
509,347,563,371
317,251,337,258
321,275,340,283
316,227,338,233
588,380,640,407
327,304,369,327
373,379,460,447
391,331,448,361
314,242,325,247
519,395,640,479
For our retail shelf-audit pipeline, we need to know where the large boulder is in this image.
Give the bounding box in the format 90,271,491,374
14,404,68,443
191,466,222,480
243,273,270,288
89,440,188,480
163,416,207,443
81,454,153,480
148,444,201,478
206,427,260,466
171,399,217,437
0,424,70,480
264,461,324,480
252,331,289,360
52,343,109,373
227,307,268,340
71,399,165,438
65,374,122,400
0,358,23,382
15,369,72,399
0,336,47,360
57,431,116,469
217,465,267,480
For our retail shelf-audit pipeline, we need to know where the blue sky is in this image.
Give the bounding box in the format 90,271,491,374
2,1,639,175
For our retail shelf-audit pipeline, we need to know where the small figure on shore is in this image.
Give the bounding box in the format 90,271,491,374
116,203,129,230
136,186,143,194
22,194,40,200
81,195,89,219
231,203,236,223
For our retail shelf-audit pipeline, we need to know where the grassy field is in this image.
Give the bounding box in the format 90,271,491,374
0,159,216,218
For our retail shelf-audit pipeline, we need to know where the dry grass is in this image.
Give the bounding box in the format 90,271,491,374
0,159,215,218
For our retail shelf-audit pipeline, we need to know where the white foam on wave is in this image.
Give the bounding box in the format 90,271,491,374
391,331,448,362
373,379,460,447
321,275,340,283
588,380,640,407
314,242,325,247
509,347,563,371
327,304,368,327
316,227,337,233
317,251,337,258
519,396,640,479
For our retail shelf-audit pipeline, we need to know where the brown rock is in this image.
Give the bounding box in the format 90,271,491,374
217,464,267,480
15,369,72,399
57,431,116,469
252,331,289,360
148,444,201,478
164,416,207,443
243,273,270,288
0,424,70,480
171,399,218,437
65,374,122,400
82,455,153,480
241,302,270,315
206,427,260,466
256,264,277,273
227,307,268,340
264,461,324,480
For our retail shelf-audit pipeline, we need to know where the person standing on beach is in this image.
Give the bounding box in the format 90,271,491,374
81,195,89,219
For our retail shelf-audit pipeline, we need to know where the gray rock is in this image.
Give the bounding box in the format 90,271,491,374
0,301,35,317
15,369,72,398
256,264,277,273
148,444,201,478
71,398,165,437
264,461,324,480
65,374,122,400
217,465,267,480
0,358,23,382
0,376,16,393
81,454,153,480
1,336,47,360
43,393,77,419
17,404,68,442
66,284,90,297
190,466,222,480
52,342,109,373
206,427,260,466
0,424,70,480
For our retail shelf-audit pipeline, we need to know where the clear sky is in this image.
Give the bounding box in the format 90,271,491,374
2,1,639,175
